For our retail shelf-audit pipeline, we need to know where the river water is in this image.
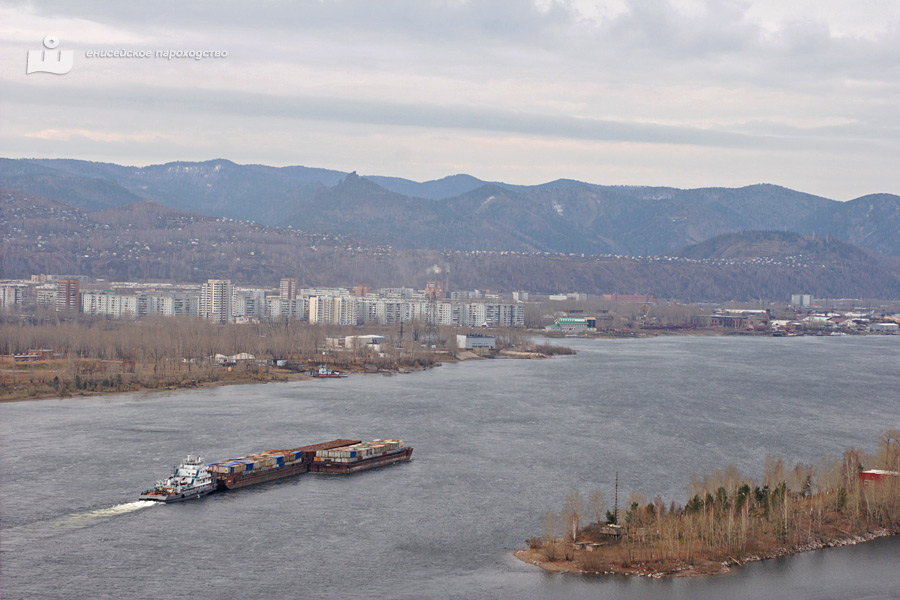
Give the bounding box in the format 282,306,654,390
2,335,899,599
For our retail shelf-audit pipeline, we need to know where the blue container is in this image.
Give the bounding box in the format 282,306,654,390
276,457,284,466
350,451,357,458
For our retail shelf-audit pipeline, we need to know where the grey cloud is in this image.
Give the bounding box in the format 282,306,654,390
15,0,900,89
6,79,895,151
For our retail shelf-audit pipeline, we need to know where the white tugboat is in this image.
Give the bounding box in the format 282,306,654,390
311,365,348,378
139,455,216,503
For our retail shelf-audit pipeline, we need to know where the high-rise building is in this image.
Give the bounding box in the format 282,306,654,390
280,278,299,300
200,279,233,324
0,284,25,309
425,280,444,300
56,279,80,312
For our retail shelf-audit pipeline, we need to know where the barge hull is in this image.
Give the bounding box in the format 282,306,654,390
217,461,310,490
309,447,413,474
140,487,215,503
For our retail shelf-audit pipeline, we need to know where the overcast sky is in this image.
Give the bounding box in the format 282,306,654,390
2,0,899,199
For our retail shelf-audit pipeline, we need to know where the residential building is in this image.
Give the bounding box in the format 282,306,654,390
56,278,80,312
200,279,233,324
81,291,138,319
280,278,299,300
234,290,266,319
266,297,305,321
791,294,813,307
425,280,444,300
0,284,25,309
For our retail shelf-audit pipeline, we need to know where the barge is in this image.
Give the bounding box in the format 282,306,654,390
211,439,360,490
140,438,414,499
309,440,413,474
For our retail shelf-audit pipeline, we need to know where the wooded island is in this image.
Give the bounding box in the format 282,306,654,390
518,432,900,577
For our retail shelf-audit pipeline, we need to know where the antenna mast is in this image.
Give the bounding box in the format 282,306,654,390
614,471,619,524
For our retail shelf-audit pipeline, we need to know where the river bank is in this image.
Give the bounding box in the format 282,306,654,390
0,341,575,402
515,528,898,578
0,358,442,403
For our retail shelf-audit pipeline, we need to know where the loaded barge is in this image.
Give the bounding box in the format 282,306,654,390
141,438,412,499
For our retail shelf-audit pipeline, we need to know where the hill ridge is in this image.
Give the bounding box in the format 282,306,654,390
1,158,898,256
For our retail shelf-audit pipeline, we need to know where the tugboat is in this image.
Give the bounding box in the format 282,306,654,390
311,365,348,378
139,455,216,503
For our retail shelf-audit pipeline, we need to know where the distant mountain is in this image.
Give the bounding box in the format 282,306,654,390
0,158,347,225
675,230,874,262
4,189,899,301
799,193,900,258
287,172,450,246
672,230,900,300
1,158,898,256
0,158,146,210
364,173,488,200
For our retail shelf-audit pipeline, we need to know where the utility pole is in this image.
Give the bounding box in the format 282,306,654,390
614,471,619,524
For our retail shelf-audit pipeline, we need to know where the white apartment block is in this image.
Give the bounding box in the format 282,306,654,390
266,297,306,321
0,284,25,309
309,295,359,325
155,294,200,317
200,279,233,324
375,300,403,324
301,287,350,298
81,291,139,319
35,287,57,306
377,287,416,299
234,291,266,319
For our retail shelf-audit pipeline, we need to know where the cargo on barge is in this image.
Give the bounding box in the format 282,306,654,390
206,438,413,490
309,439,413,474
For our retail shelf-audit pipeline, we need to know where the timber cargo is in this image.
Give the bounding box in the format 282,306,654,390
310,439,413,474
205,438,412,490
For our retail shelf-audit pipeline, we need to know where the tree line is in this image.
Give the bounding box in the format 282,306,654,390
531,432,900,575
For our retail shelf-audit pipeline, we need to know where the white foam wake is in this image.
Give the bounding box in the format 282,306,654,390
62,500,158,526
8,500,159,542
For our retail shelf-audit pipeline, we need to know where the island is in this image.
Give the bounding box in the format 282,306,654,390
517,433,900,577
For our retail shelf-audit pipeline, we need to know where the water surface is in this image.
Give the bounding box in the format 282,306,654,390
2,335,898,599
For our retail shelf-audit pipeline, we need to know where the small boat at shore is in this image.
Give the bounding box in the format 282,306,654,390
311,365,348,378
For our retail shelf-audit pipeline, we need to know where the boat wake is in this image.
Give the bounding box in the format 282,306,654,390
61,500,159,527
7,501,159,542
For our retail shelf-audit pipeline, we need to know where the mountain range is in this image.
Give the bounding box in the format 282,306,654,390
3,187,900,301
2,158,898,257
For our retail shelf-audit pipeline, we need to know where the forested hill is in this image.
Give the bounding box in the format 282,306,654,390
1,158,898,257
3,189,900,301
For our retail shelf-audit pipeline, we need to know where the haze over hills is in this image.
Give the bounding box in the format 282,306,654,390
1,158,898,257
3,188,900,301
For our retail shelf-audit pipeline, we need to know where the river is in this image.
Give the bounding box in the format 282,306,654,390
2,335,898,599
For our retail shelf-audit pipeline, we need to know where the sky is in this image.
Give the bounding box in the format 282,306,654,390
2,0,899,199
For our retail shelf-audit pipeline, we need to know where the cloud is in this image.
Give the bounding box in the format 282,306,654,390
24,128,175,143
2,0,900,198
11,79,892,152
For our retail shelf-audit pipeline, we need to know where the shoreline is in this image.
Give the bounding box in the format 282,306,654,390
0,348,548,403
0,362,443,404
4,329,887,403
514,528,898,578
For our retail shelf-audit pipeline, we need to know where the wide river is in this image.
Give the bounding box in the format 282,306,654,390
2,335,899,599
